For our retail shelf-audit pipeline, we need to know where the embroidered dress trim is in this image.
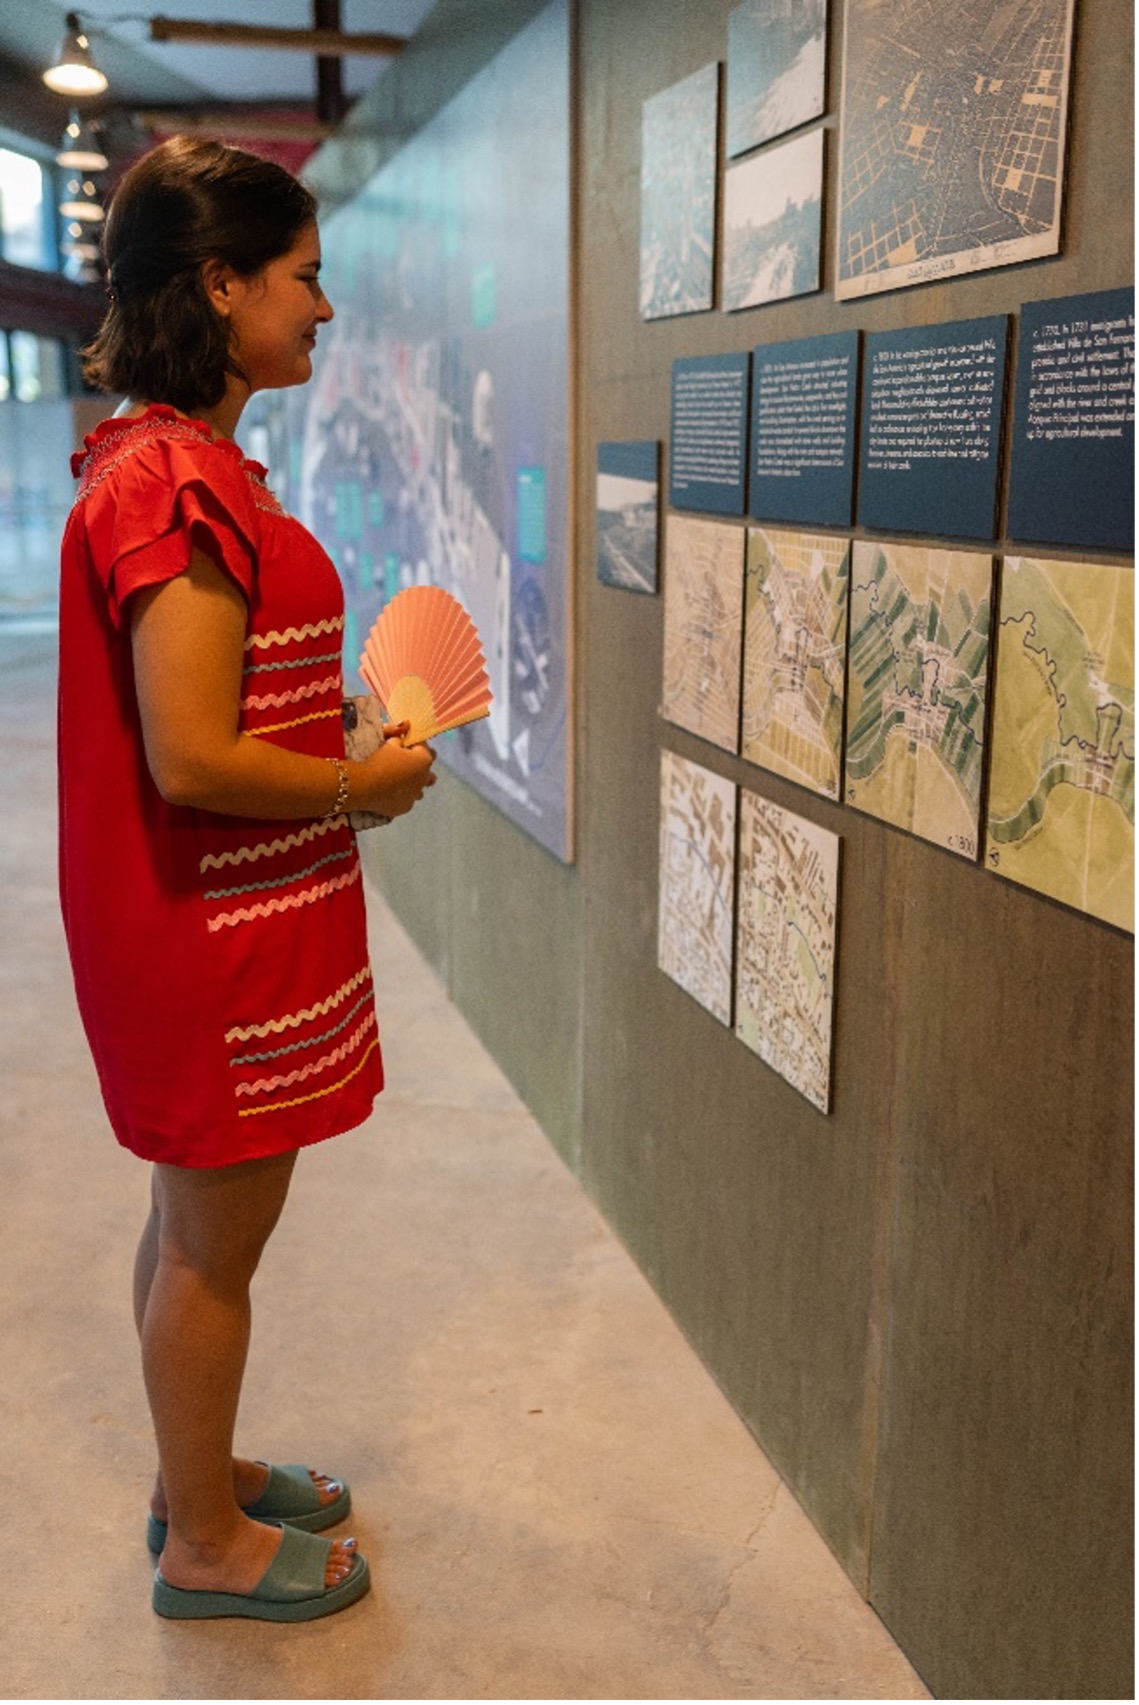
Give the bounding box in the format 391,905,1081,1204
71,407,282,515
235,1012,377,1096
241,674,341,712
200,816,348,872
224,964,373,1042
245,617,344,651
228,995,375,1057
206,861,361,932
230,990,375,1063
244,650,343,675
241,706,342,736
236,1037,380,1117
202,844,354,902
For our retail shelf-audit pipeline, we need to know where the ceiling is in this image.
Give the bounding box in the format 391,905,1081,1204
0,1,437,159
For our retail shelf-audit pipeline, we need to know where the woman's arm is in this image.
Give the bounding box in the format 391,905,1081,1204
130,546,435,820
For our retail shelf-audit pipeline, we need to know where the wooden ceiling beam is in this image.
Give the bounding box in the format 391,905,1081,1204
148,19,406,57
0,259,103,340
135,109,335,142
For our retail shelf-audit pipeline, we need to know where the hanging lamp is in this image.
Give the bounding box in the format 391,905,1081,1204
43,13,108,97
57,111,107,282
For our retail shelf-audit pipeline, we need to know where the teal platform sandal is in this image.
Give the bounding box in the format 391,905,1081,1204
153,1525,370,1622
147,1462,352,1554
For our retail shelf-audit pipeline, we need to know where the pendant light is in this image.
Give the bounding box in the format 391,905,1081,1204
43,13,108,97
57,111,108,173
57,111,107,283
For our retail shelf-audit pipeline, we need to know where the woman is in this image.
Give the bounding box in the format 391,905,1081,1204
58,137,435,1621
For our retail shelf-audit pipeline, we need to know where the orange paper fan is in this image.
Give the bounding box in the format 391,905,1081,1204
359,585,493,744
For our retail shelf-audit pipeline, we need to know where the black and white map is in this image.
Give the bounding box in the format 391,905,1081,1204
640,64,719,320
836,0,1075,300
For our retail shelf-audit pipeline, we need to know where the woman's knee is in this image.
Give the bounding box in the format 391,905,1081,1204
152,1151,298,1284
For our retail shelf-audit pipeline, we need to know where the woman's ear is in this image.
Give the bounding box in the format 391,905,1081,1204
201,258,237,317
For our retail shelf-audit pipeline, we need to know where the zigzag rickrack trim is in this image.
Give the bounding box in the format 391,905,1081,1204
241,706,342,736
203,844,353,902
241,673,341,712
230,989,375,1064
206,862,360,932
235,1012,376,1096
200,815,346,873
245,617,344,652
225,963,373,1042
236,1036,380,1117
244,649,342,676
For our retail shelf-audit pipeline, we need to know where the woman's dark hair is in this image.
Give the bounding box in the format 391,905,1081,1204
82,136,318,413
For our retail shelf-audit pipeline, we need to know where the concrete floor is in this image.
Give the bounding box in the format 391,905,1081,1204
0,631,929,1701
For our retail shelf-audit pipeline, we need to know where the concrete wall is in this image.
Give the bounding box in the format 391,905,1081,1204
318,2,1134,1695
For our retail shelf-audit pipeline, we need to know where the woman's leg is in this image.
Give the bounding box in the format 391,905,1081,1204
132,1170,160,1338
132,1164,343,1522
140,1150,355,1594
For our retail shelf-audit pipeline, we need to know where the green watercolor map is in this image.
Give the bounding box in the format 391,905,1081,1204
846,541,993,857
986,555,1134,933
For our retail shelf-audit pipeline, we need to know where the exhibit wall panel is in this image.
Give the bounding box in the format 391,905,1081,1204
575,0,1132,1699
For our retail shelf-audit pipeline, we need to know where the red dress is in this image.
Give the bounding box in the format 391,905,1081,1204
58,405,384,1167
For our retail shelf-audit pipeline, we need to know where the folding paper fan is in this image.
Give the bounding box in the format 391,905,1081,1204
359,585,492,745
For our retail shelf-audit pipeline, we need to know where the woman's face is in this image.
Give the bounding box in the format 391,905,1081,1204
223,221,334,393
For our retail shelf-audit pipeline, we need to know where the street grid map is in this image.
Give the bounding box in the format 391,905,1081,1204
735,790,840,1113
658,750,737,1025
837,0,1075,299
661,516,746,753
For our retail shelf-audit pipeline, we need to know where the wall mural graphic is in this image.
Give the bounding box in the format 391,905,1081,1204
248,0,572,861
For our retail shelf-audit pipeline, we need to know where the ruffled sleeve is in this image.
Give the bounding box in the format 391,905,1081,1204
80,426,259,629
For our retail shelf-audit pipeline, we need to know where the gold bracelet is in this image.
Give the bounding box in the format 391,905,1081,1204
322,758,350,819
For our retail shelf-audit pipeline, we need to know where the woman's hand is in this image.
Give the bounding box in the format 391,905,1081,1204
353,723,436,818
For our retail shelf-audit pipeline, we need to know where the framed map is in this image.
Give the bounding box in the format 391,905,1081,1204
836,0,1076,301
722,127,824,312
659,749,737,1025
986,555,1134,933
735,788,840,1113
727,0,828,158
661,514,746,752
597,441,660,593
640,63,719,320
846,541,994,859
741,526,849,799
